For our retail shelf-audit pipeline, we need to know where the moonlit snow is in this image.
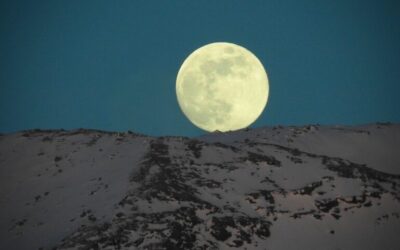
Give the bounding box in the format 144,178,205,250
0,124,399,249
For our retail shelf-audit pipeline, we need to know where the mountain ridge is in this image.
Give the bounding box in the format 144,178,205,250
0,123,399,249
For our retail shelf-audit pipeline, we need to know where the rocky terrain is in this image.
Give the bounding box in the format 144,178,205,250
0,123,399,249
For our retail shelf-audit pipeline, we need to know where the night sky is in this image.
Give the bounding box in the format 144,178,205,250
1,1,399,136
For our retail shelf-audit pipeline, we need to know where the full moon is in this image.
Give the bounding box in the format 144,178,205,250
176,42,269,132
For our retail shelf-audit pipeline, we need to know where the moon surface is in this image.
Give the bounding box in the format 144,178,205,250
176,42,269,132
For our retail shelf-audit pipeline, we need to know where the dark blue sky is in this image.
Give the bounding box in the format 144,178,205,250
1,1,399,136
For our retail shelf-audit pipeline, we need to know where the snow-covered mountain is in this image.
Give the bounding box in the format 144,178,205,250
0,124,399,250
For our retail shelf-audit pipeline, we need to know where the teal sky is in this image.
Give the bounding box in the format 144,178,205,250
1,1,399,136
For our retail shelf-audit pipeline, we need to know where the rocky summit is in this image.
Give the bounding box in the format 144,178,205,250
0,124,399,250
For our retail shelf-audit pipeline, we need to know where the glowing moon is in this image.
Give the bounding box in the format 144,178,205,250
176,42,269,132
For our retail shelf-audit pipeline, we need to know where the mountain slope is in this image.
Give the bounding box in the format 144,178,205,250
0,124,399,250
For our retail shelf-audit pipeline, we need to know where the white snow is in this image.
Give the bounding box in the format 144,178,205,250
0,124,399,249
